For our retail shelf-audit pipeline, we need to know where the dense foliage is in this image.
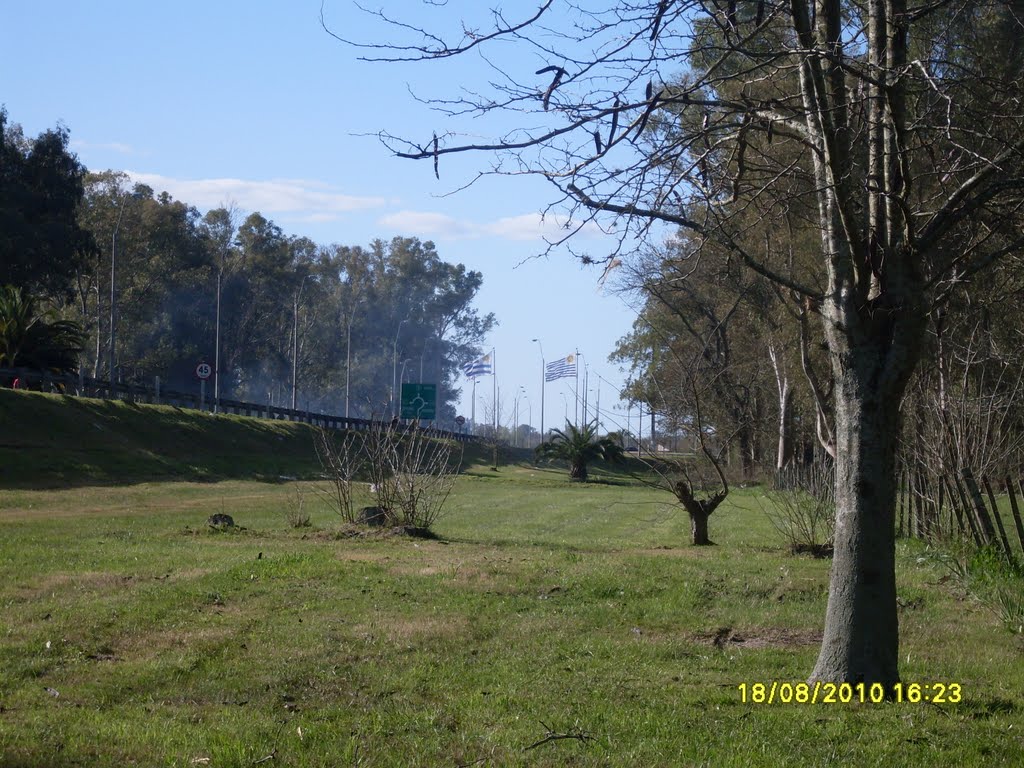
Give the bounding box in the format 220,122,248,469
0,108,93,299
0,115,494,425
0,285,85,375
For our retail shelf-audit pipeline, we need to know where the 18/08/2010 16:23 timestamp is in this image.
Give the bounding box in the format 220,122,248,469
737,682,963,704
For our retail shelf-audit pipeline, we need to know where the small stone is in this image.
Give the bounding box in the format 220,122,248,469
358,506,387,526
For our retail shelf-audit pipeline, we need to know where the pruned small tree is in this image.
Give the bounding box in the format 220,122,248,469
639,369,730,544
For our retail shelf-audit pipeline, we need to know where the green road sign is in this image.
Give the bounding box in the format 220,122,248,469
401,383,437,419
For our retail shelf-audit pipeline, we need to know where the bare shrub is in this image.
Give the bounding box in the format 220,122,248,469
315,421,462,532
361,419,462,530
314,428,367,524
763,464,835,556
284,485,312,528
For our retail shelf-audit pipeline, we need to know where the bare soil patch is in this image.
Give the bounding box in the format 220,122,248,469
698,626,823,649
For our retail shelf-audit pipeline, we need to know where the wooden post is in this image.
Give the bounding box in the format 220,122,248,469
951,474,985,547
982,476,1014,560
1008,479,1024,557
961,470,996,546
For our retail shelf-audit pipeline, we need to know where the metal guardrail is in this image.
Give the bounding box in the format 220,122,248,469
0,367,477,443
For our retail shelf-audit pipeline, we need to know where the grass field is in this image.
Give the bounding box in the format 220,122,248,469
2,390,1023,766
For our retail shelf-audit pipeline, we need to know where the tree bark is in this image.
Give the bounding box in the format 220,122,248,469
809,298,924,688
569,459,587,481
690,510,713,546
769,344,793,470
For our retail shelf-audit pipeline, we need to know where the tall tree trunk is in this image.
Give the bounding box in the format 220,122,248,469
809,380,901,686
810,295,924,688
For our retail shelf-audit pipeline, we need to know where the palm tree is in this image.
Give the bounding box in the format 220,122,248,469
0,285,85,376
535,420,626,481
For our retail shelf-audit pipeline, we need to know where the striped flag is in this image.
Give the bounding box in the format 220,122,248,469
545,354,577,381
462,352,494,378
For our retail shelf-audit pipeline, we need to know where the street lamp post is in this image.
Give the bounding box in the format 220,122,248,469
344,295,364,420
532,338,545,443
391,315,410,418
214,264,222,412
512,390,520,447
345,308,354,419
519,387,532,447
291,273,311,411
575,352,586,427
108,192,132,388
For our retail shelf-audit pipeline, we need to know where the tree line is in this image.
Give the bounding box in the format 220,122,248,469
0,108,495,423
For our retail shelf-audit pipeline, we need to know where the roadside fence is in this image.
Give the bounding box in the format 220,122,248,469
0,367,476,444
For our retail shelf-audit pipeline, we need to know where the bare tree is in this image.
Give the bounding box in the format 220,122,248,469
334,0,1024,688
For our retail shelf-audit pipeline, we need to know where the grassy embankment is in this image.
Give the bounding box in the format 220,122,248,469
1,389,1022,766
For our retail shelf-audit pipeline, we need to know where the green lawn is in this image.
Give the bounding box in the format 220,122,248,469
1,390,1022,765
2,463,1022,766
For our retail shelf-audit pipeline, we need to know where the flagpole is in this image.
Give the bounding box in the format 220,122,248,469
540,355,545,443
492,348,497,431
471,377,476,434
574,348,579,428
533,338,545,446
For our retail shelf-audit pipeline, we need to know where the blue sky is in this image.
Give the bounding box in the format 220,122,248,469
2,1,658,437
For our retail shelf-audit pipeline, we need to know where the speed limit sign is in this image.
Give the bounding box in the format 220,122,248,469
195,362,213,380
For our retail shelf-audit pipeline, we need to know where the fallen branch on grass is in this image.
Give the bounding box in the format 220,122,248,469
524,721,594,750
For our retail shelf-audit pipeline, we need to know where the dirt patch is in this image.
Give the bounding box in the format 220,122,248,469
336,550,393,563
630,546,717,558
356,614,471,645
698,626,823,649
120,625,238,660
18,571,134,600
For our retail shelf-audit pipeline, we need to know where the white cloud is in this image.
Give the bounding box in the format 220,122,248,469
378,209,604,243
71,140,138,155
124,172,387,217
377,210,476,239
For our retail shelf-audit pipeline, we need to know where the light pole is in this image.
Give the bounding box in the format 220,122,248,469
291,273,311,411
575,352,586,427
214,262,222,412
108,191,133,387
512,389,521,447
532,338,545,443
519,386,532,447
391,314,410,418
344,295,364,420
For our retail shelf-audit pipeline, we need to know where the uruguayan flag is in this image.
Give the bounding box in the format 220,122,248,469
545,354,577,381
462,353,493,378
